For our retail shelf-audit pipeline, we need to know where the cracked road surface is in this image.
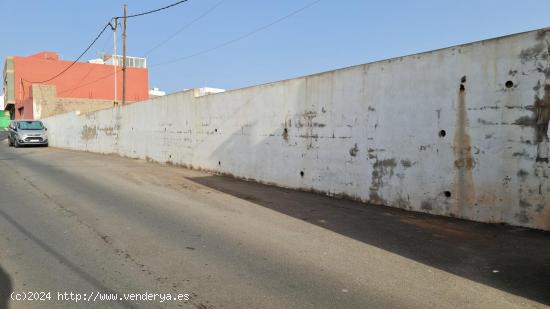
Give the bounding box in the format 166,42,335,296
0,142,548,308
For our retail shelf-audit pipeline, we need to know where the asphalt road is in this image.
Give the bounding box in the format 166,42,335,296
0,137,548,308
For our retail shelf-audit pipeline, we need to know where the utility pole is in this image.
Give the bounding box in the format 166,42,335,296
112,18,118,105
122,3,127,105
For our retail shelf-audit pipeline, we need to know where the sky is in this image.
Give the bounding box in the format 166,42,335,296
2,0,550,94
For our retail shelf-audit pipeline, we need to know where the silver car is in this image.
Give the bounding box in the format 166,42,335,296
8,120,49,147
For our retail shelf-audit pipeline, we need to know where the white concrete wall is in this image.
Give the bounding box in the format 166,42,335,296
44,28,550,230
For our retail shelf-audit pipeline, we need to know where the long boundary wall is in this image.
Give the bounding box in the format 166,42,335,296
43,28,550,230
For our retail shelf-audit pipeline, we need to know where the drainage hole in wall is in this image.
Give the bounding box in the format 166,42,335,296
459,84,465,92
284,128,288,134
169,155,172,159
218,161,221,166
215,128,218,132
505,80,514,88
444,191,452,198
439,130,446,138
300,171,304,177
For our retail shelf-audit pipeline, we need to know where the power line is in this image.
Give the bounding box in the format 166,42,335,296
144,0,225,56
24,0,191,85
58,70,120,96
71,0,318,92
150,0,322,68
23,22,111,84
58,34,118,97
117,0,189,19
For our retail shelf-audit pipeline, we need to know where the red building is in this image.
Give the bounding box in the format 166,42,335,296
3,51,149,119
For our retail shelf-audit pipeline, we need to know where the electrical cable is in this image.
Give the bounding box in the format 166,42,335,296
144,0,225,56
23,22,111,84
24,0,191,84
150,0,322,68
58,32,118,97
117,0,189,19
24,0,318,94
89,0,319,91
57,69,121,96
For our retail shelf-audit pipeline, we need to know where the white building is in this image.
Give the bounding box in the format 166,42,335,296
88,55,147,68
193,87,226,97
149,87,166,97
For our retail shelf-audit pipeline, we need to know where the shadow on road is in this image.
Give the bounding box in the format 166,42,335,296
189,174,550,305
0,209,133,308
0,264,12,309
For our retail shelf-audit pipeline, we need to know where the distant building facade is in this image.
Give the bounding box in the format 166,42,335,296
3,51,149,119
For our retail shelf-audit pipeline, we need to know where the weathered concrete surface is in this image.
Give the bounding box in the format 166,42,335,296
32,84,114,119
44,28,550,230
0,144,548,308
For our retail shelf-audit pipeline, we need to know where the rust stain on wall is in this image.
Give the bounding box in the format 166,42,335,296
300,111,319,149
518,32,550,162
282,118,291,142
81,125,97,140
534,84,550,162
282,128,289,142
452,82,476,216
99,126,118,136
349,143,359,157
369,158,396,204
519,42,545,63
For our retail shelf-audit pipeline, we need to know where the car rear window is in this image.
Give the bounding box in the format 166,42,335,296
18,121,44,130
